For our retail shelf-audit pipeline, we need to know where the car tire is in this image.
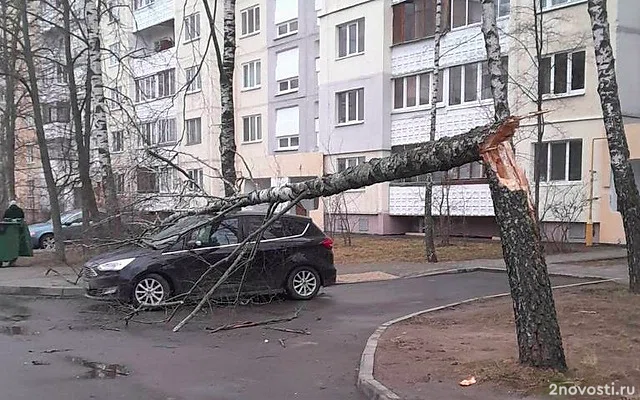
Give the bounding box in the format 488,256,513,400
39,234,55,250
286,266,321,300
132,273,171,308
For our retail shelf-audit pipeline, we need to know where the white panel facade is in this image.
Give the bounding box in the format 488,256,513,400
275,0,298,23
389,184,495,216
391,104,493,145
391,19,510,76
132,0,175,32
131,47,177,77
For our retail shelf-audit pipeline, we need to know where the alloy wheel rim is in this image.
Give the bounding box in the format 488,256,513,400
134,278,165,306
42,236,55,250
292,270,317,297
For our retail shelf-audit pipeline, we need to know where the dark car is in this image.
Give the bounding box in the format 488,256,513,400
82,211,336,306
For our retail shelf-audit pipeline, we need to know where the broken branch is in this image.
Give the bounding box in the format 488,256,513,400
205,308,302,334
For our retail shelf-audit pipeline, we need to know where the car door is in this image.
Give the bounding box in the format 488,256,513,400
241,216,292,294
172,217,243,299
61,211,84,241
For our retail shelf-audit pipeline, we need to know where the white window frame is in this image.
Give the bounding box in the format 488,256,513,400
277,77,299,95
451,0,483,29
540,0,583,10
393,72,434,111
535,140,583,183
133,0,153,11
186,117,202,145
337,18,365,59
135,69,175,103
541,50,586,98
240,5,260,37
337,156,365,172
26,144,35,164
185,66,202,93
114,173,125,193
242,114,262,143
157,118,177,144
158,168,178,193
55,64,67,84
336,88,364,125
276,19,298,38
187,168,204,190
277,136,299,151
139,121,156,147
184,13,201,42
242,59,261,90
447,61,494,106
109,43,120,66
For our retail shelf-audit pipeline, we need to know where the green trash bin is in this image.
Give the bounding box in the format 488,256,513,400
17,220,33,257
0,221,21,266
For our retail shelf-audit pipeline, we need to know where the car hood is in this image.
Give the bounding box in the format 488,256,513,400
85,246,160,267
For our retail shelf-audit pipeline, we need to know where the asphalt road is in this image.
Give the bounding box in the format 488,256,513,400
0,271,585,400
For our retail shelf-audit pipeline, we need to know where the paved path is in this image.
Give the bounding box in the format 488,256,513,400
0,272,585,400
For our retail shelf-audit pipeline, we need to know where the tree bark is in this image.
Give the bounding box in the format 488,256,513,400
588,0,640,292
201,0,238,196
0,0,18,207
20,1,66,261
424,0,443,263
481,0,567,370
61,0,99,226
86,0,120,231
532,0,545,220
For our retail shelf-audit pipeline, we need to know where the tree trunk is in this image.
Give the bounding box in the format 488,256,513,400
86,0,120,231
20,2,66,261
424,0,443,262
533,0,545,220
0,0,18,207
62,0,99,227
480,0,567,370
588,0,640,292
219,0,238,196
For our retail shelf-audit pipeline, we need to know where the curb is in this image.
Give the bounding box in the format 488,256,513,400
0,285,84,298
406,266,622,283
356,278,616,400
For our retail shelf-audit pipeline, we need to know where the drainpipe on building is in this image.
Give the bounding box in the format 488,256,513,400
586,137,608,246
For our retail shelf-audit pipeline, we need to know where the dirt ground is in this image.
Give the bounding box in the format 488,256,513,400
332,234,600,265
375,282,640,399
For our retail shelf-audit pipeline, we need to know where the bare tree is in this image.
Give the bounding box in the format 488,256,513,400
588,0,640,292
201,0,238,197
480,0,566,370
423,0,443,262
19,0,66,260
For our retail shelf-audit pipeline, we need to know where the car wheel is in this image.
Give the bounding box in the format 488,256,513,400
132,273,171,307
39,234,55,250
286,266,321,300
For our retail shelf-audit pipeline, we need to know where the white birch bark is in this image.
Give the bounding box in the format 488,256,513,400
588,0,640,292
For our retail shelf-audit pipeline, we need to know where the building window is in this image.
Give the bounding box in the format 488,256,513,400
337,18,364,58
185,66,202,93
241,5,260,36
136,167,158,193
158,168,178,193
114,173,125,193
336,88,364,124
448,161,485,180
495,0,510,16
540,0,579,9
184,13,201,42
337,156,365,172
452,0,482,29
275,106,299,151
42,102,71,124
392,0,452,44
186,117,202,145
139,121,156,147
393,72,444,109
109,43,120,66
242,60,261,90
275,48,299,94
242,114,262,142
534,140,583,182
541,50,585,96
55,64,67,84
275,0,297,37
133,0,153,10
187,168,204,190
448,58,507,105
112,131,124,152
135,69,175,102
26,144,35,164
157,118,177,144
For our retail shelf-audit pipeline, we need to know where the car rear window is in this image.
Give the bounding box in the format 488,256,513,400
244,216,309,239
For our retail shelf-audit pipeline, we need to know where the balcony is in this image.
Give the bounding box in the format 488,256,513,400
389,184,494,216
132,0,174,33
131,46,176,78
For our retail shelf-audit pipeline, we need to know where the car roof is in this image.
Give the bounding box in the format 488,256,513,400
220,210,313,222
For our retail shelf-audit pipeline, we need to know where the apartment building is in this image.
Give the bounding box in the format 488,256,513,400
317,0,640,243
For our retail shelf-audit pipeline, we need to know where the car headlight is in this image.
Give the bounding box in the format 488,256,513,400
95,258,136,272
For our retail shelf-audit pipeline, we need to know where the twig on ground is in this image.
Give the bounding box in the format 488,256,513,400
44,267,80,285
205,307,302,334
264,326,310,335
278,338,286,348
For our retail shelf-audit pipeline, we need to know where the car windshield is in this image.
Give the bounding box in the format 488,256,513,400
45,210,82,224
144,214,219,246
